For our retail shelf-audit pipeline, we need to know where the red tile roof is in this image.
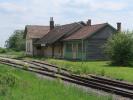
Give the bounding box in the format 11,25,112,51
25,25,49,39
63,23,108,40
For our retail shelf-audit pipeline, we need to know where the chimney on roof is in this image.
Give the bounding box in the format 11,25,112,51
50,17,54,30
87,19,91,26
117,22,121,32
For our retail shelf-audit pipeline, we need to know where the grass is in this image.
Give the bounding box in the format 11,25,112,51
0,50,133,83
0,49,25,59
23,56,133,83
45,59,133,83
0,64,112,100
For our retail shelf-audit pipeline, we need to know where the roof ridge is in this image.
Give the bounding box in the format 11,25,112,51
26,25,49,27
59,22,77,27
26,22,107,28
90,23,108,26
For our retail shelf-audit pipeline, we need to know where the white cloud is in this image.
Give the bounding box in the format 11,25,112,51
90,1,127,11
0,2,27,13
65,0,127,11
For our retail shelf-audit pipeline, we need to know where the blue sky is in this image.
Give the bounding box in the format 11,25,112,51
0,0,133,47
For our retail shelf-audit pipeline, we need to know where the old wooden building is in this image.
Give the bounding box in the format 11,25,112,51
24,17,121,60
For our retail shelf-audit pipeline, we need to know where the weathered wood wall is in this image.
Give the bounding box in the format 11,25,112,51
86,26,116,60
26,39,33,55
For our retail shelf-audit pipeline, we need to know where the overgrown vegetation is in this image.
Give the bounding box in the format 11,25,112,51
0,72,17,96
104,32,133,66
22,56,133,83
0,48,25,59
0,48,7,53
44,59,133,83
5,30,25,51
0,64,112,100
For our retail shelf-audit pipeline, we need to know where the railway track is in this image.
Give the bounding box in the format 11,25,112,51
29,60,133,90
0,57,133,99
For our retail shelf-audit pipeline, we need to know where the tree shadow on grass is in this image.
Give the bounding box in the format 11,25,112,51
103,61,133,68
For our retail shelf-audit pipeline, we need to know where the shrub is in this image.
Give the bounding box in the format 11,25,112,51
57,67,61,73
0,85,8,96
74,69,81,74
104,32,133,66
0,73,17,96
0,48,7,53
23,63,29,70
82,66,88,74
100,69,105,76
0,73,17,87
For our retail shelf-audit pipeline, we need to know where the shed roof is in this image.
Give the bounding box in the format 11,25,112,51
24,25,49,39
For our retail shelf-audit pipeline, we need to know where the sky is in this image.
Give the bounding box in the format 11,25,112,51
0,0,133,47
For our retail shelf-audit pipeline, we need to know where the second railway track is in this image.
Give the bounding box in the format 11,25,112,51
0,57,133,99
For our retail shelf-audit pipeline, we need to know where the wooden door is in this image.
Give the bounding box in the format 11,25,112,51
73,44,78,59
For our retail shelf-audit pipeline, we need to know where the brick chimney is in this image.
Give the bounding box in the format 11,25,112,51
117,22,121,32
50,17,54,30
87,19,91,26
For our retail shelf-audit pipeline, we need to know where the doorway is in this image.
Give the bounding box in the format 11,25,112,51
72,44,78,59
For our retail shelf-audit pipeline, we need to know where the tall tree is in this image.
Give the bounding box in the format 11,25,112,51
5,30,25,51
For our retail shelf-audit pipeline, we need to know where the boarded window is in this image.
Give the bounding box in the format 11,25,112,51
66,43,72,52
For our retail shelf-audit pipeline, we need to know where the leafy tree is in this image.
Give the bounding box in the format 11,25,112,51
104,31,133,66
5,30,25,51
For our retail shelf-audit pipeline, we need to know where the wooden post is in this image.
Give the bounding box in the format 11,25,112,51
85,41,87,60
82,39,84,63
72,43,73,59
61,42,63,58
52,44,55,58
33,44,34,56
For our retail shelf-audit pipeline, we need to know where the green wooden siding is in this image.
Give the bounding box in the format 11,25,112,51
65,43,73,58
64,40,87,60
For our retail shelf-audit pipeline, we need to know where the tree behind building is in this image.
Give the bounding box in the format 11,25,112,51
5,30,25,51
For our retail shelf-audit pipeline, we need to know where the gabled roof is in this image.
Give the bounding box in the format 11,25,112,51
24,25,49,39
35,22,84,45
63,23,116,41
